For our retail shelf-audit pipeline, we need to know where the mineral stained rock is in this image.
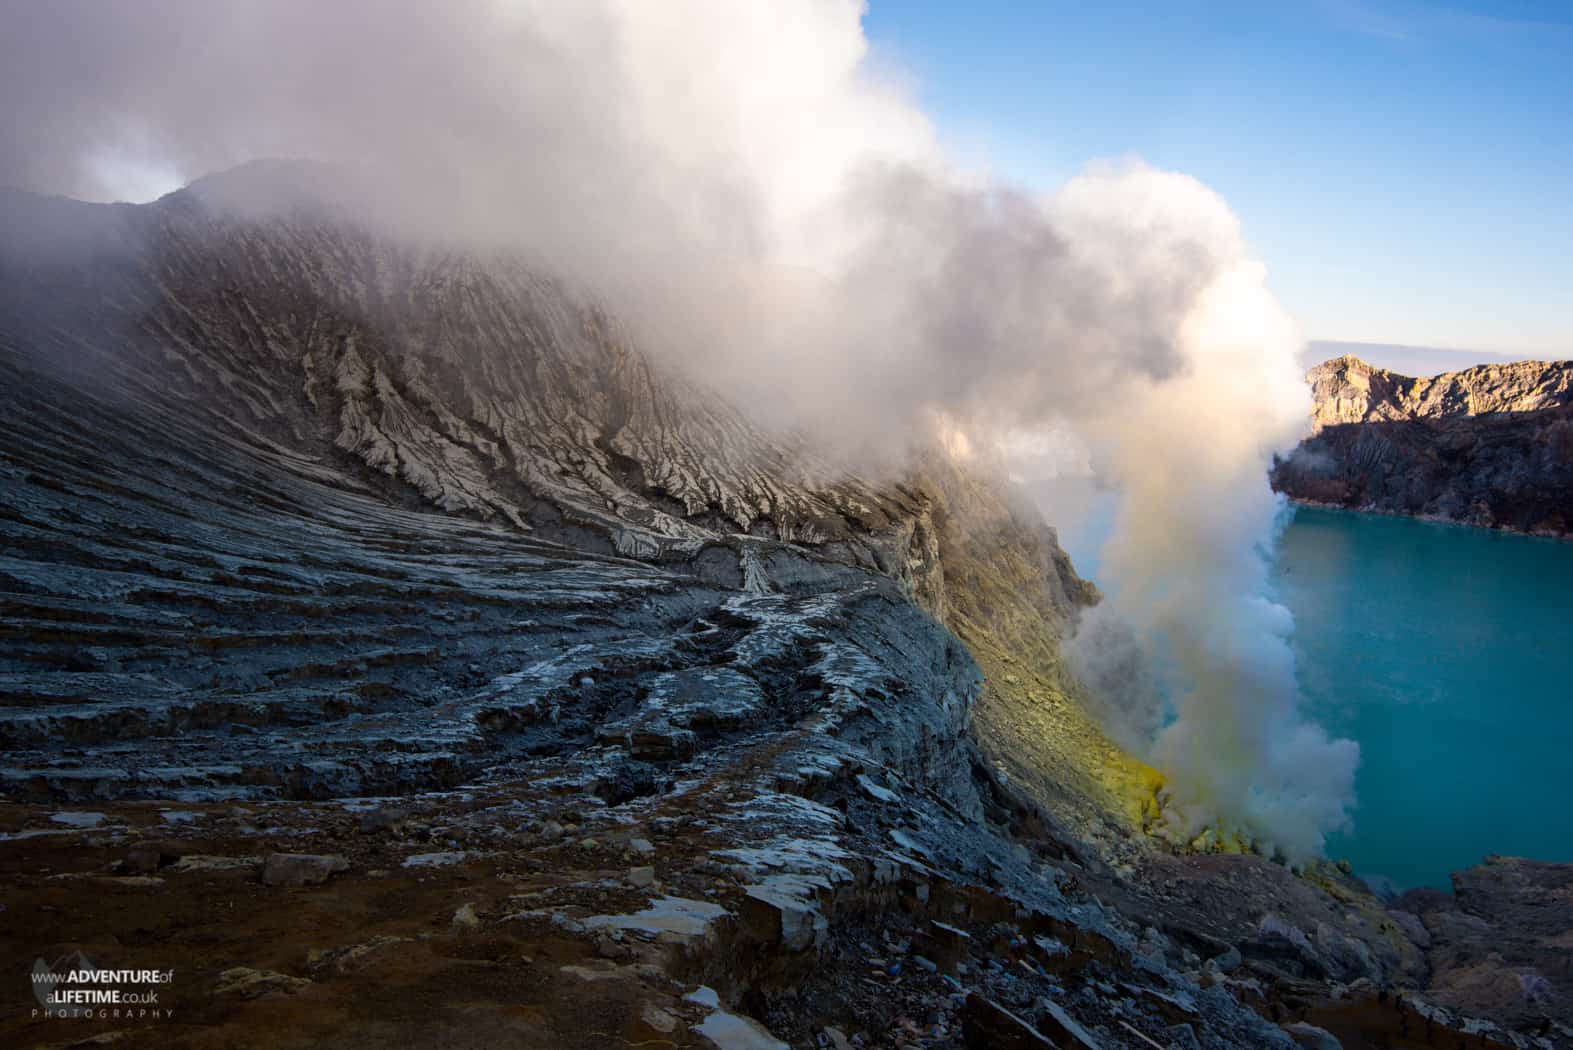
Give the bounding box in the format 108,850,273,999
1274,354,1573,533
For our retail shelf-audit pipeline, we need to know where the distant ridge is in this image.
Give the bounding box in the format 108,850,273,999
1302,339,1555,379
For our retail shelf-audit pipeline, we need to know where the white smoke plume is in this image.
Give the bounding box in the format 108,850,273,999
0,0,1357,859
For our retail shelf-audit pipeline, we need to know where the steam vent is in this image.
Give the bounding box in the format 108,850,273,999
4,0,1573,1044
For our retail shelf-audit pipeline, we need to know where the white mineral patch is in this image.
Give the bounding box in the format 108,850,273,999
583,896,729,940
49,811,107,828
694,1007,790,1050
714,838,853,885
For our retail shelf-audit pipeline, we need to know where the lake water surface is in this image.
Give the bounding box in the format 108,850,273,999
1274,506,1573,889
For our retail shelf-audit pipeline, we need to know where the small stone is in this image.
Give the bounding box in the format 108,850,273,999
629,838,655,854
121,845,163,875
121,840,182,875
823,1028,854,1050
540,820,564,841
261,853,349,887
213,967,311,999
640,1004,679,1034
451,902,481,932
596,935,632,961
627,866,656,888
580,837,599,850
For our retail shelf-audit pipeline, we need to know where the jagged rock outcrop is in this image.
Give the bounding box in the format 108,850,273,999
0,166,1140,832
1396,856,1573,1032
1273,354,1573,534
1306,354,1573,428
3,170,1568,1049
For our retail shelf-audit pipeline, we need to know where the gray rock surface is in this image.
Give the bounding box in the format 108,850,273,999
1396,855,1573,1030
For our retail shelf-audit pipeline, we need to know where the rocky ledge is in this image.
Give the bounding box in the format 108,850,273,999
1272,354,1573,534
3,171,1572,1048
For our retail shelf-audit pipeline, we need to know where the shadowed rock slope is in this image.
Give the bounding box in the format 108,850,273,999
3,173,1570,1049
1274,354,1573,534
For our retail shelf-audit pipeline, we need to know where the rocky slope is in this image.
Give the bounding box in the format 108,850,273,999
1273,354,1573,533
3,170,1570,1049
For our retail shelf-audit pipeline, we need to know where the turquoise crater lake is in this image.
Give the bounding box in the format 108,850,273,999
1273,506,1573,890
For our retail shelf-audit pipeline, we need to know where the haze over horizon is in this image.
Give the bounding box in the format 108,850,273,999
1303,339,1555,376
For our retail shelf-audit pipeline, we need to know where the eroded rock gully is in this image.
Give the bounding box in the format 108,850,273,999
2,170,1569,1049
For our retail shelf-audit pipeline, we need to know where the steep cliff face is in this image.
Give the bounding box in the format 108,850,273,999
1274,355,1573,534
0,171,1139,827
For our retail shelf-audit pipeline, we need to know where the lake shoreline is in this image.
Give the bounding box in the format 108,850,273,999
1284,496,1573,542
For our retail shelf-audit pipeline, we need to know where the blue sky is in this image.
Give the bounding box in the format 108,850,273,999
863,0,1572,359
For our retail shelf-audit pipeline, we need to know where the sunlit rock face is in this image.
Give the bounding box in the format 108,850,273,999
1306,354,1573,428
1275,354,1573,534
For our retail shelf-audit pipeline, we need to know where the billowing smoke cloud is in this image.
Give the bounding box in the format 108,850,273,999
0,0,1356,858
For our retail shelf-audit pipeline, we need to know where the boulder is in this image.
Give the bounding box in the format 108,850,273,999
740,884,825,952
261,853,349,887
